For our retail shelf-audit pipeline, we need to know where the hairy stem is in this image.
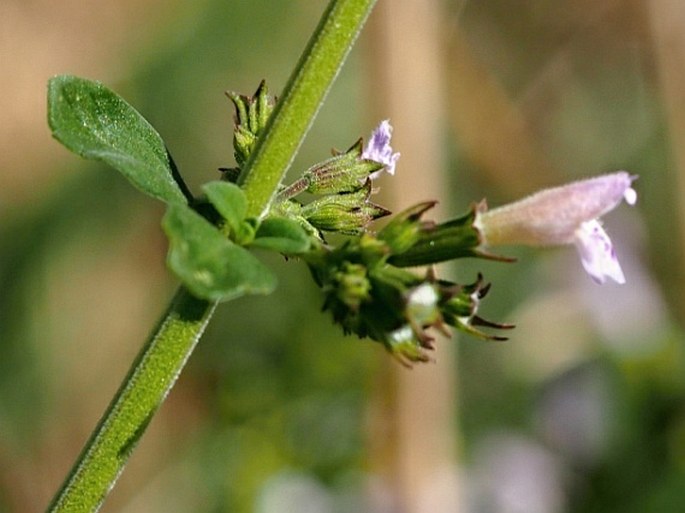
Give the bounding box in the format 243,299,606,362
47,288,216,513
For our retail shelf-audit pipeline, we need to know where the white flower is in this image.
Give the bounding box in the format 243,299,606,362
362,119,400,178
475,172,637,284
406,283,440,326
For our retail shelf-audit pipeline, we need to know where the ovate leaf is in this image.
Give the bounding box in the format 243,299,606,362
250,217,311,254
163,204,276,302
48,75,187,205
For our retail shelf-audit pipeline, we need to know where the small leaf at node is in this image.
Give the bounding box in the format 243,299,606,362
202,181,248,235
163,204,276,301
251,217,311,254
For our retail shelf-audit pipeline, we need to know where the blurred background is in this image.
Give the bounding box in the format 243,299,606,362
1,0,684,511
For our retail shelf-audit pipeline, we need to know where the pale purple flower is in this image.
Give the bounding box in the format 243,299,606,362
475,171,637,284
362,119,400,179
574,220,626,284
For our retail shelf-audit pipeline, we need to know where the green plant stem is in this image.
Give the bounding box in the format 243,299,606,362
46,1,377,511
47,287,216,513
239,0,378,218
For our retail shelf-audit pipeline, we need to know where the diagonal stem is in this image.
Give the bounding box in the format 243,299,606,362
47,287,216,513
45,1,377,511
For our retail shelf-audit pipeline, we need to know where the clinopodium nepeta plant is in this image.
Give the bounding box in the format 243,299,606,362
43,1,637,511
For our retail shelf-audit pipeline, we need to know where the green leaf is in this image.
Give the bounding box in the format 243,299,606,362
202,181,247,234
162,204,276,302
250,217,311,254
47,75,187,205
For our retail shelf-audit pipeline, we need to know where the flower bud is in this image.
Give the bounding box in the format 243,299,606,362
439,274,513,341
385,325,432,364
377,201,437,255
226,80,275,166
334,262,371,310
387,203,487,267
302,185,390,234
301,140,384,195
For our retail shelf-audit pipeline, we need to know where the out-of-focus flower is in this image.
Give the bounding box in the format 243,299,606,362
362,119,400,178
475,172,637,284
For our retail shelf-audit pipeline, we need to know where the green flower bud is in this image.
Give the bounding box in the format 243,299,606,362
302,185,390,234
377,201,436,255
300,140,384,195
226,80,275,166
232,127,257,165
385,325,431,364
334,262,371,310
439,274,514,341
388,202,512,267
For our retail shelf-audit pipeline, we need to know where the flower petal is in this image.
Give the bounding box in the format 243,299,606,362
363,119,400,178
624,185,637,205
406,283,440,326
573,220,626,284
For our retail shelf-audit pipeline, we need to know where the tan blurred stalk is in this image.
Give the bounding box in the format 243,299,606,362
445,27,560,198
0,1,202,510
0,0,195,213
648,0,685,318
366,1,460,512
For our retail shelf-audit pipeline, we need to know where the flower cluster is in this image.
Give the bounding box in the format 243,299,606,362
270,122,399,237
304,229,512,365
223,84,638,364
269,119,510,363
